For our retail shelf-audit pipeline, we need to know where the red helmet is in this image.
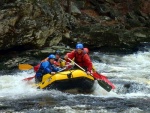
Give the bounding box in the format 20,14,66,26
84,48,89,53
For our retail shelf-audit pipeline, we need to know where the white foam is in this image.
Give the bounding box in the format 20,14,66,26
0,50,150,100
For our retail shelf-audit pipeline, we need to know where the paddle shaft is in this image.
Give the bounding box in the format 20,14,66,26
68,58,86,72
67,58,96,79
23,67,67,81
67,58,114,92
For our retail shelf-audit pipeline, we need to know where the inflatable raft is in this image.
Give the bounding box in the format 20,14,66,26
36,69,95,93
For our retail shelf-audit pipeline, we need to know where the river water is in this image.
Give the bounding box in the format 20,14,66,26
0,46,150,113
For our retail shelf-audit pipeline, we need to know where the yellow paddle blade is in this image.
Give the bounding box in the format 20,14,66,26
19,64,33,70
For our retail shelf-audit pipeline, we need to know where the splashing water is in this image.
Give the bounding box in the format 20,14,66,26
0,50,150,113
92,50,150,98
1,50,150,100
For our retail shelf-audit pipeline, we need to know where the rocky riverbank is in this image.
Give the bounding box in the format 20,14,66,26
0,0,150,70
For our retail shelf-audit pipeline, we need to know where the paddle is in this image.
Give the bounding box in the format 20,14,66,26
22,65,67,81
18,64,34,81
92,72,115,91
67,58,115,92
19,64,33,70
22,75,35,81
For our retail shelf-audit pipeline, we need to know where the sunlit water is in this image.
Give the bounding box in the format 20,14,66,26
0,48,150,112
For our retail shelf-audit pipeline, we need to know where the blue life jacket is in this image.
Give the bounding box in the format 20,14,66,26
36,61,60,77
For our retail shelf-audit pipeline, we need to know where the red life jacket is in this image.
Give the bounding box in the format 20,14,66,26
34,64,40,72
74,50,87,67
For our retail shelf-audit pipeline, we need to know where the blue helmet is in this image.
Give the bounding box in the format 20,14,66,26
48,54,56,59
76,43,83,49
55,50,60,55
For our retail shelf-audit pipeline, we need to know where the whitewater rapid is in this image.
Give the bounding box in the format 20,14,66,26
0,50,150,100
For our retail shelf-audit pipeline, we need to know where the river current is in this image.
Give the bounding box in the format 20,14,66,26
0,46,150,113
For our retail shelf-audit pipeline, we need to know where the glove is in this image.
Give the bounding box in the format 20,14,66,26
86,71,91,75
50,72,56,75
65,63,72,69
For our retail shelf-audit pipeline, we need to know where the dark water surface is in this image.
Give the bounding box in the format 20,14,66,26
1,93,150,113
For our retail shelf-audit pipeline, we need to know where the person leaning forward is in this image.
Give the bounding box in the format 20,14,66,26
64,43,93,75
41,50,65,67
34,50,66,72
35,54,62,83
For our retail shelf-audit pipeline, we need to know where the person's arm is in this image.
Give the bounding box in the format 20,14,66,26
41,57,48,62
64,50,75,61
44,67,51,73
51,65,62,72
42,62,52,73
